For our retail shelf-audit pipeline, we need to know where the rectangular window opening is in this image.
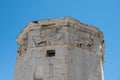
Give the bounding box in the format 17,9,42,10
46,50,55,57
34,78,43,80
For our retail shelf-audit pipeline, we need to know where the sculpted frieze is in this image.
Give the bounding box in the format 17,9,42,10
32,32,64,47
40,27,58,38
68,26,99,38
23,26,65,47
71,32,101,53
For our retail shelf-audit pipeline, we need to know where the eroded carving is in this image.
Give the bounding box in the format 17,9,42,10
71,32,102,53
33,32,64,47
17,33,28,56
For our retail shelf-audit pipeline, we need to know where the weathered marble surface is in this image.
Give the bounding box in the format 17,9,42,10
14,17,104,80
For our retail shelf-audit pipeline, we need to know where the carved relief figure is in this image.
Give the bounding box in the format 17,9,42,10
33,32,64,47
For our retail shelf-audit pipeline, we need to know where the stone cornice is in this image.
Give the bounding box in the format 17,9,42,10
16,17,103,43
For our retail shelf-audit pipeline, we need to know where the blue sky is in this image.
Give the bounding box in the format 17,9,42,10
0,0,120,80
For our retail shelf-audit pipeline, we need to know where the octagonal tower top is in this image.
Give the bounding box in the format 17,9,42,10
16,17,105,62
17,17,103,43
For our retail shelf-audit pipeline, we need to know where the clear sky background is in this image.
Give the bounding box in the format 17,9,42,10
0,0,120,80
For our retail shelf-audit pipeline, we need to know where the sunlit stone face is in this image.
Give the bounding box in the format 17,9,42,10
14,17,104,80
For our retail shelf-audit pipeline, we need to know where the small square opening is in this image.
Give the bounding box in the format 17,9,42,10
46,50,55,57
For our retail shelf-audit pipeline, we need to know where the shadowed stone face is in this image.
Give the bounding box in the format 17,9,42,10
14,17,104,80
34,79,43,80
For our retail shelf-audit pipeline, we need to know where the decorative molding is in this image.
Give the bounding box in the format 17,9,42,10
16,17,104,60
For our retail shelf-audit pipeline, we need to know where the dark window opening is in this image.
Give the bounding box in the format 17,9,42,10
46,50,55,57
34,78,43,80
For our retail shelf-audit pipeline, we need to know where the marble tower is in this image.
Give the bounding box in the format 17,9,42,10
14,17,105,80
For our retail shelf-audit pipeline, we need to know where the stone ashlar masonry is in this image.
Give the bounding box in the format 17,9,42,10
14,17,105,80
